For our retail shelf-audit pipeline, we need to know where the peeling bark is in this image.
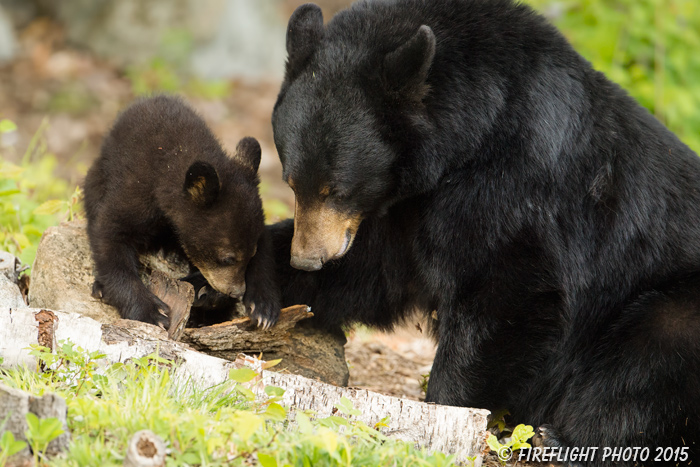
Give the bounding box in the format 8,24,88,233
0,307,488,464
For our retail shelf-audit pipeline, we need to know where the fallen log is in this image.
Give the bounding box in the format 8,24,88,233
28,222,349,386
0,307,489,464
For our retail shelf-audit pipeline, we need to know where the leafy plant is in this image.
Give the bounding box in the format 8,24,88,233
0,430,28,467
1,340,456,466
24,413,64,466
486,423,535,465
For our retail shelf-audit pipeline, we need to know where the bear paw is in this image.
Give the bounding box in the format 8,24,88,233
244,295,280,330
125,296,171,330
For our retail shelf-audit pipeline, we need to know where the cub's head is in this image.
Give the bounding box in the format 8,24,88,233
272,3,435,271
176,137,264,297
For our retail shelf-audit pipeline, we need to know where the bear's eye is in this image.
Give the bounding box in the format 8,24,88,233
219,256,239,266
332,190,349,202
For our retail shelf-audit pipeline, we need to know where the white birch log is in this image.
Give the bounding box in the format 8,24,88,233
0,307,489,465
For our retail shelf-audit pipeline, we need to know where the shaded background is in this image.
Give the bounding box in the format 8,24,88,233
0,0,699,401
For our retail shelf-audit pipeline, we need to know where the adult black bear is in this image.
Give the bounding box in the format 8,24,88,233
85,95,279,329
270,0,700,464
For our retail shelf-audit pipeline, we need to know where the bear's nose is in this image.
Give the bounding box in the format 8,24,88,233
290,255,323,271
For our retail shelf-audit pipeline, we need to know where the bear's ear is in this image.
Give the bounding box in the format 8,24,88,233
383,25,436,99
184,162,220,207
286,3,324,76
235,136,262,173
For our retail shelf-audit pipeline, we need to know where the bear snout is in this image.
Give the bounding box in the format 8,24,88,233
290,202,362,270
290,255,324,271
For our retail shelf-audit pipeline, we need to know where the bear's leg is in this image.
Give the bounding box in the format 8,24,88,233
243,229,281,329
424,309,489,408
91,237,170,328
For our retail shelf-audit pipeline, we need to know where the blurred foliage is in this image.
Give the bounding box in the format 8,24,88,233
47,82,101,116
126,28,231,100
525,0,700,154
260,181,293,224
0,118,82,268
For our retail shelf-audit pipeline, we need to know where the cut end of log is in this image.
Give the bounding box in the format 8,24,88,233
124,430,166,467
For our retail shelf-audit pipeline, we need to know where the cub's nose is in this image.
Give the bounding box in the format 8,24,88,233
228,282,246,298
290,256,323,271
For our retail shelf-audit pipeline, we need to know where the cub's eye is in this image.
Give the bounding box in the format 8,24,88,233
219,256,239,266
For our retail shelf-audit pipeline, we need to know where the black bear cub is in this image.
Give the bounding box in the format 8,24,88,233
271,0,699,465
85,95,279,329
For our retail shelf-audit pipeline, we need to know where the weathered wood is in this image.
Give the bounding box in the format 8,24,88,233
123,430,166,467
0,383,70,458
0,307,489,464
0,251,25,311
254,371,489,464
147,270,193,340
182,304,313,351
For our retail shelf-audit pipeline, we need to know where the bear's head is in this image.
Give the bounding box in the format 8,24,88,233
272,3,436,271
175,137,264,298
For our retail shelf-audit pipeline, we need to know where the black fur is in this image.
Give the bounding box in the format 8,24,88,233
85,95,280,329
271,1,700,465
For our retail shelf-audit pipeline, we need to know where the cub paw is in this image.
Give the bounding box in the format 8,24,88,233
127,296,171,330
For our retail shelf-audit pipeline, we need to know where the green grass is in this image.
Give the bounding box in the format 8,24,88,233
0,342,458,466
0,118,82,269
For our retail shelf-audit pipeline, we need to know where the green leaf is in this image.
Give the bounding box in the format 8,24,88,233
264,402,287,421
511,424,535,445
334,396,361,416
25,412,40,435
295,411,313,434
0,431,27,456
0,119,17,134
257,452,278,467
264,385,285,397
33,200,66,216
230,412,262,442
486,433,503,452
317,415,349,428
261,358,283,370
0,189,20,197
229,367,258,383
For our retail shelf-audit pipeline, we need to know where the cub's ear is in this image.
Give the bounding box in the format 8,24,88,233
383,25,436,100
286,3,324,77
235,137,262,173
184,162,220,207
